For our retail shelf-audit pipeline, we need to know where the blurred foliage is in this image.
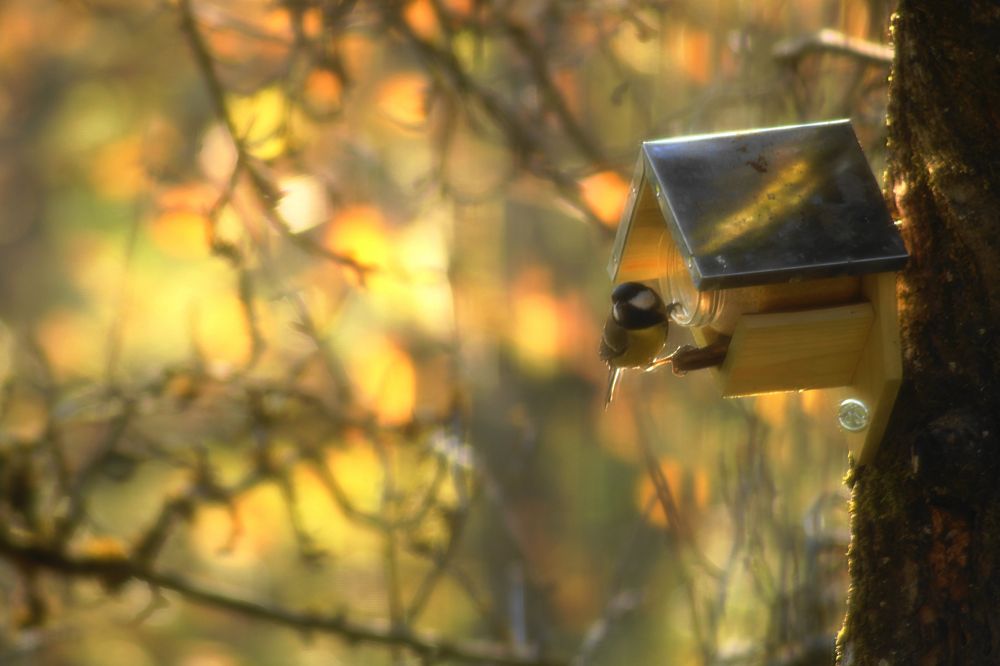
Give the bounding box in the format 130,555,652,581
0,0,893,664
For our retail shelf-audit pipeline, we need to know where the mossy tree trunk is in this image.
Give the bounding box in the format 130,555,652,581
838,3,1000,664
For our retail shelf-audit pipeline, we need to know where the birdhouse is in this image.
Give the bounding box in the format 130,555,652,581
608,119,908,463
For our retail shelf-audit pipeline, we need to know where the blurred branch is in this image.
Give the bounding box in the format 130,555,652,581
383,7,612,232
636,418,721,580
52,396,138,546
0,531,568,666
573,495,656,666
635,414,718,662
0,327,544,658
200,163,268,367
1,289,557,660
103,208,142,385
286,291,354,404
502,22,607,165
374,435,407,666
773,29,894,67
176,0,375,283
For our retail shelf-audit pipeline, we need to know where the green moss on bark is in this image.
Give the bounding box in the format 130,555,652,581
838,3,1000,664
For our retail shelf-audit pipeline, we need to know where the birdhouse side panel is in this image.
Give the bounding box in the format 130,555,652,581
844,272,903,464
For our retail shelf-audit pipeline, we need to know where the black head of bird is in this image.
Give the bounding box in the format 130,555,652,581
600,282,673,407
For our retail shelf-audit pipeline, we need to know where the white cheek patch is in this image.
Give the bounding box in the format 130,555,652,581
628,290,657,311
613,303,624,323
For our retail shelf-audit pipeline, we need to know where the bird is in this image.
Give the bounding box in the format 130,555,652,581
599,281,675,408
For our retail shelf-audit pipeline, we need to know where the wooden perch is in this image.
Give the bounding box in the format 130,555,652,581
648,341,730,375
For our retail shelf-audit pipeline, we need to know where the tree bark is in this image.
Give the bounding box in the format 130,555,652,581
838,3,1000,664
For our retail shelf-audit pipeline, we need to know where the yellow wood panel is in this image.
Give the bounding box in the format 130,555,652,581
719,303,875,397
843,272,903,464
613,183,669,283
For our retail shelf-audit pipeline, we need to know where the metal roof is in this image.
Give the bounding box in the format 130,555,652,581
609,119,908,289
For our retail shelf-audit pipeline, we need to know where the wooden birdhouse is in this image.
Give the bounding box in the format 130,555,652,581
608,119,908,463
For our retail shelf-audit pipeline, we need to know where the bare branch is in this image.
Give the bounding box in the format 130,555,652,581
0,533,569,666
773,29,893,67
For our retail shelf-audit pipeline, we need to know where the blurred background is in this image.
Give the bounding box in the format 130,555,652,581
0,0,894,664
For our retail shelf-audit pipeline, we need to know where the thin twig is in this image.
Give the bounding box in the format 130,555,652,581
502,22,607,166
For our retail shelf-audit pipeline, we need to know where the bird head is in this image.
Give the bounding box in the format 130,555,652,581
610,281,669,329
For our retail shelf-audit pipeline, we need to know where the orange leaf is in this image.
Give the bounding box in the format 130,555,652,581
579,171,630,226
404,0,439,40
304,68,343,113
376,73,431,129
302,8,323,39
678,27,712,85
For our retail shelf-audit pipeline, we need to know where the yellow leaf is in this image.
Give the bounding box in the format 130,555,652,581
323,204,392,276
195,293,254,366
511,289,562,372
150,210,210,259
227,86,288,160
326,433,385,515
347,338,416,426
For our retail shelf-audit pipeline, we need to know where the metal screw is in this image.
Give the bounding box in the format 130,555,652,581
838,398,870,432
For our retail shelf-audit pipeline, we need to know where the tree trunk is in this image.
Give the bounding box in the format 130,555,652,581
838,3,1000,664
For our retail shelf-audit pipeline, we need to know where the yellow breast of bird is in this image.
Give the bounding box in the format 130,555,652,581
615,323,667,368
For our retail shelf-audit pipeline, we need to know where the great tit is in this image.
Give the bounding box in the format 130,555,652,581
599,281,675,408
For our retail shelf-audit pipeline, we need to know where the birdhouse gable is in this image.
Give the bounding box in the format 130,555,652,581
608,119,908,290
607,154,686,284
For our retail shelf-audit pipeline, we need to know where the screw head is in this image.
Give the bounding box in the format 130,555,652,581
838,398,870,432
